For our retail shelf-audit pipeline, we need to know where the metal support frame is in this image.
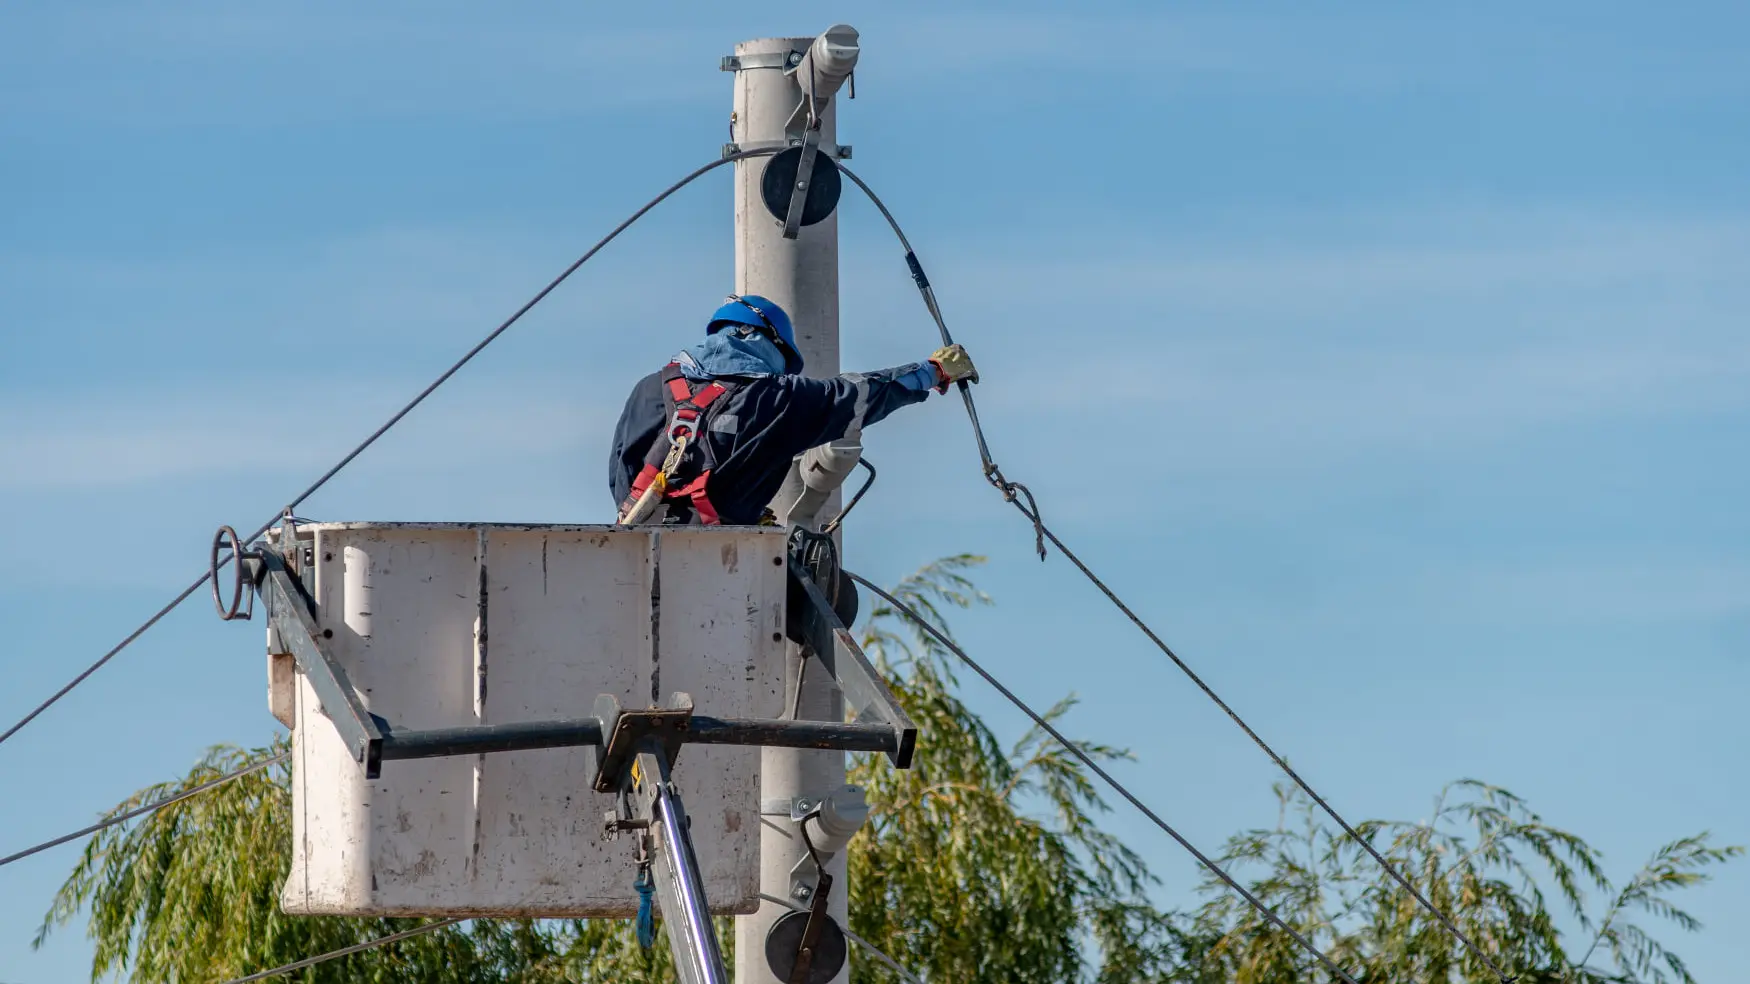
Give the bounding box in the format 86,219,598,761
259,547,386,774
638,745,727,984
600,696,732,984
251,539,910,778
788,558,916,768
591,690,858,983
369,715,903,766
780,124,823,240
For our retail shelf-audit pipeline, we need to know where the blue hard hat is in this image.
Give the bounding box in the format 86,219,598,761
707,294,804,374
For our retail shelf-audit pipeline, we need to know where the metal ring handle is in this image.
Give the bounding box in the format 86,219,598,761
211,525,250,621
822,457,876,535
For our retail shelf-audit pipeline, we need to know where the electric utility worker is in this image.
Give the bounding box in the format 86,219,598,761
610,294,978,526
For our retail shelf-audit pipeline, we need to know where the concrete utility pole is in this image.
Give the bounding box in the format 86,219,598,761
728,26,860,984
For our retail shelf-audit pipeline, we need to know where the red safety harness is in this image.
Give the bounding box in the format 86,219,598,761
618,363,740,525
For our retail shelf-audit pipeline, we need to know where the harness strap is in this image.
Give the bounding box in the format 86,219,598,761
665,374,730,408
621,364,734,525
671,470,720,525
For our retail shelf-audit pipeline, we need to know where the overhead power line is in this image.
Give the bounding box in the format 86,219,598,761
0,149,780,754
219,918,466,984
0,752,289,869
216,898,924,984
847,571,1361,984
0,577,215,750
997,496,1514,984
838,162,1516,984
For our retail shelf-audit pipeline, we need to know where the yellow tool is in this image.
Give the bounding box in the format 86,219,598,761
618,435,689,525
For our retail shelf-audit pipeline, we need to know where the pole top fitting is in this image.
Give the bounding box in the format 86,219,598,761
797,24,859,105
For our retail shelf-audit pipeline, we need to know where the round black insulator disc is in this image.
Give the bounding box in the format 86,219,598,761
761,146,842,227
764,909,848,984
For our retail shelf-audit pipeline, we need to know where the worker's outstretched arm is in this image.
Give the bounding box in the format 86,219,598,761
774,345,978,451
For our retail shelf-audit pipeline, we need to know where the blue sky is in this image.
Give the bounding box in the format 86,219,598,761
3,1,1747,979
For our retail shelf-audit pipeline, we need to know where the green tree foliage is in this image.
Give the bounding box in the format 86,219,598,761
35,744,566,983
848,555,1175,983
1185,782,1741,984
37,556,1740,983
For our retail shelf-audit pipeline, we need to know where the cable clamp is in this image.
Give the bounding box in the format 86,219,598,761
984,465,1047,561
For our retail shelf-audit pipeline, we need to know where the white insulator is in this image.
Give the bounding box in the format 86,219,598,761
803,24,860,105
767,438,862,530
808,784,870,856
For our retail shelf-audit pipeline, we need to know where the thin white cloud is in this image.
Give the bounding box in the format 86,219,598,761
949,207,1750,311
874,7,1749,98
8,4,1740,126
894,206,1750,494
3,219,730,393
0,376,610,491
1255,554,1750,630
6,203,1745,512
1012,339,1750,430
969,341,1750,500
0,6,717,123
0,371,620,591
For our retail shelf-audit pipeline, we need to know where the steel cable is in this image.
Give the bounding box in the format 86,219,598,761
217,899,921,984
0,752,289,869
848,571,1360,984
838,161,1513,984
0,149,779,753
218,918,466,983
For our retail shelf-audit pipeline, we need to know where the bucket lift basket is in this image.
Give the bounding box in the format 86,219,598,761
235,521,913,984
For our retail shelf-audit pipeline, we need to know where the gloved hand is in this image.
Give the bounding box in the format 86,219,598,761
929,344,979,393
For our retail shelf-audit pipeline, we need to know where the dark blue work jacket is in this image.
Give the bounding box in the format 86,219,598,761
609,364,933,525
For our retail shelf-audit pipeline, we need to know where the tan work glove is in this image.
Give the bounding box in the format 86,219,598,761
929,344,979,393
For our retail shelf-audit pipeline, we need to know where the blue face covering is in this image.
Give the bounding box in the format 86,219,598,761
674,329,790,381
